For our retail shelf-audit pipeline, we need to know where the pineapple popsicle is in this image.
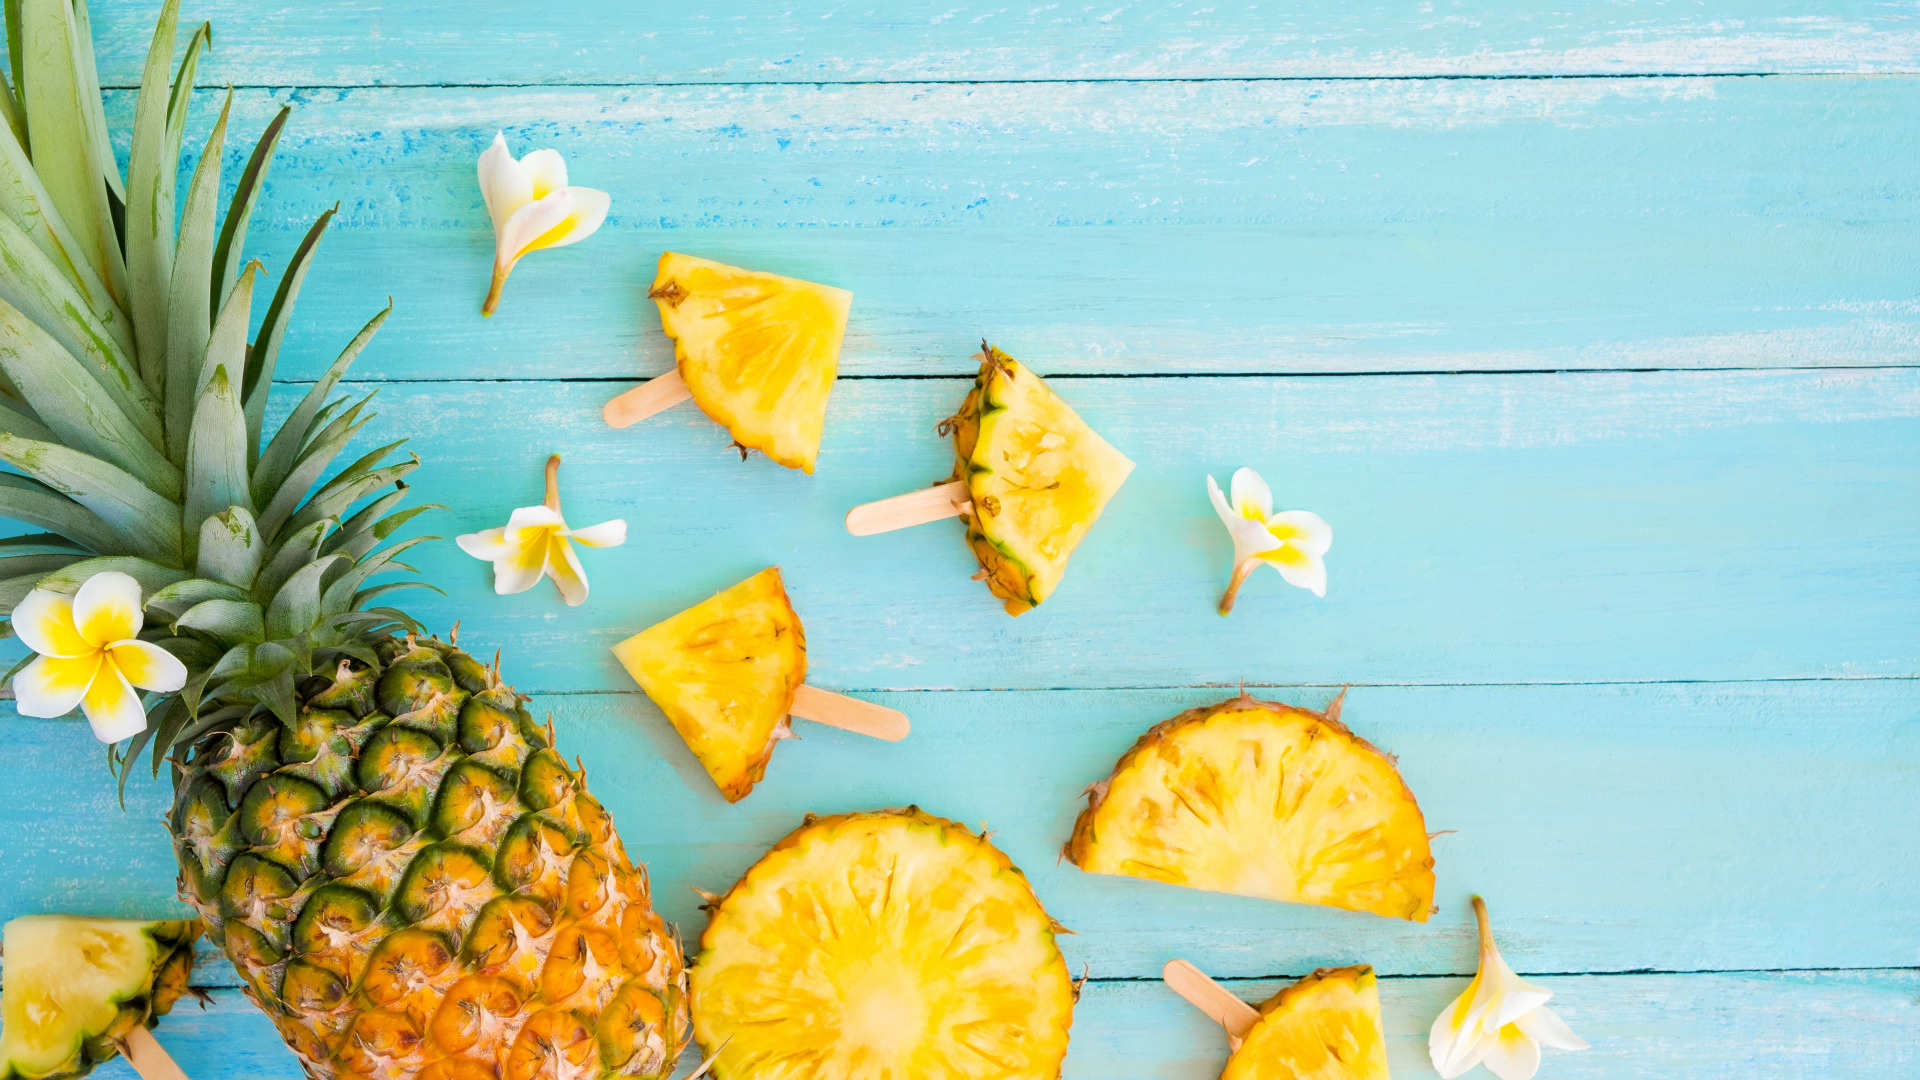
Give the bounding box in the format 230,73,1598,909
603,253,852,473
846,343,1134,615
1165,959,1393,1079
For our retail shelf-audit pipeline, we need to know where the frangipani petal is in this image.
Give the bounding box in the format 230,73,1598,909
1482,1023,1543,1080
11,589,87,658
12,653,100,719
1265,544,1328,597
566,519,627,549
522,187,609,254
505,504,567,533
478,132,532,233
519,148,569,199
72,571,143,646
491,537,548,596
547,534,589,606
108,640,187,693
1515,1004,1589,1051
1267,509,1333,556
497,190,576,268
80,663,148,744
1208,475,1284,563
456,527,512,561
1229,466,1274,520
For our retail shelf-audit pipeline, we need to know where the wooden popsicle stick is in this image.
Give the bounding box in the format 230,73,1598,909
603,370,694,428
845,480,970,536
1164,959,1260,1049
789,683,910,741
121,1026,190,1080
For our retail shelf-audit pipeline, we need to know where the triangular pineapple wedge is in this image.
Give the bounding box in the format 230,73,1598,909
650,252,851,473
1225,966,1391,1080
0,916,202,1080
948,344,1133,615
1067,693,1435,921
611,567,807,801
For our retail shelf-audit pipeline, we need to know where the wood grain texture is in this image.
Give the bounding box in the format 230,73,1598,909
91,76,1920,380
6,680,1916,977
62,972,1920,1079
78,1,1920,85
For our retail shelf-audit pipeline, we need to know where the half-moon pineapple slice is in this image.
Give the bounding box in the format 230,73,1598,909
948,344,1133,615
651,252,852,473
0,916,202,1080
1224,966,1390,1080
1067,693,1435,921
692,807,1075,1079
611,567,806,802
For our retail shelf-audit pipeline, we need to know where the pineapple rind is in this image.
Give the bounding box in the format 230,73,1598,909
610,567,807,803
651,252,851,473
949,346,1133,616
1067,694,1435,922
1222,966,1390,1080
692,807,1076,1080
0,917,201,1080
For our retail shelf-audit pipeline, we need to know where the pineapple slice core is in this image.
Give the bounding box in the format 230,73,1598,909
1068,696,1435,922
692,809,1074,1079
611,567,806,802
1224,966,1391,1080
0,917,194,1079
651,252,851,473
954,347,1133,615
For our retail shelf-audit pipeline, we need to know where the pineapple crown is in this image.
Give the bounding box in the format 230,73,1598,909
0,0,431,786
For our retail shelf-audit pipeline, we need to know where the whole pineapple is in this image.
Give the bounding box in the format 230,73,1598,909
0,3,688,1077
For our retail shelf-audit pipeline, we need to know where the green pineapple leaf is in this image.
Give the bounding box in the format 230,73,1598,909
210,106,289,311
33,555,185,595
163,90,230,457
243,208,335,456
182,367,251,557
147,577,248,619
175,598,264,643
17,0,125,306
194,505,264,588
0,434,180,560
252,302,390,503
0,472,125,555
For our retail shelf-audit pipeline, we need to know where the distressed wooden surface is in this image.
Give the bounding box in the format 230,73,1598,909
4,2,1918,1077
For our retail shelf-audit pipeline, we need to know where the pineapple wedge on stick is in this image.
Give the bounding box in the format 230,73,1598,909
1227,966,1391,1080
0,4,690,1077
1068,693,1435,921
0,917,201,1080
692,808,1076,1079
647,252,851,473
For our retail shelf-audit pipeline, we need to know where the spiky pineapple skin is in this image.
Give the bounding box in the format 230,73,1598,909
168,634,688,1080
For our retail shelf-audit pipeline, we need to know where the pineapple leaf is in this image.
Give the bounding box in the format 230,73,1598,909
4,0,21,120
334,502,441,563
34,555,185,595
66,0,121,205
0,471,124,553
195,505,264,588
148,577,248,619
0,64,20,149
325,484,408,554
17,0,126,309
351,580,442,608
320,534,432,616
210,105,289,312
244,208,335,456
146,694,190,777
253,517,330,603
175,597,264,643
285,447,417,538
0,435,180,560
0,395,57,443
200,260,259,401
0,195,135,362
252,301,390,505
163,90,231,460
124,0,178,383
266,555,344,640
0,551,81,579
256,399,373,539
0,533,84,553
0,570,39,610
182,366,251,564
0,119,115,316
0,298,180,498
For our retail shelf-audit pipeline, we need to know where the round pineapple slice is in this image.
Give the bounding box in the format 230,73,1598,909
692,807,1075,1079
1067,693,1435,921
651,252,852,474
0,916,201,1080
1224,966,1390,1080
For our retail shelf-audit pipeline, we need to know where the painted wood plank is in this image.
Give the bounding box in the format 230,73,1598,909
7,680,1917,976
60,971,1920,1079
94,76,1920,380
75,369,1909,691
77,1,1920,85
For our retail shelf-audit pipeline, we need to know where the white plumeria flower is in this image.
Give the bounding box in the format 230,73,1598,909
456,454,626,607
477,131,611,316
10,571,187,743
1207,466,1332,614
1430,897,1589,1080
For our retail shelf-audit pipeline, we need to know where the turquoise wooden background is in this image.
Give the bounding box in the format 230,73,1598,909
5,2,1920,1076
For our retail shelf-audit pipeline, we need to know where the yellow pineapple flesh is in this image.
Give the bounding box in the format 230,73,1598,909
650,252,851,473
1067,693,1435,921
0,917,200,1080
610,568,807,802
948,345,1133,615
1223,966,1390,1080
691,808,1075,1079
